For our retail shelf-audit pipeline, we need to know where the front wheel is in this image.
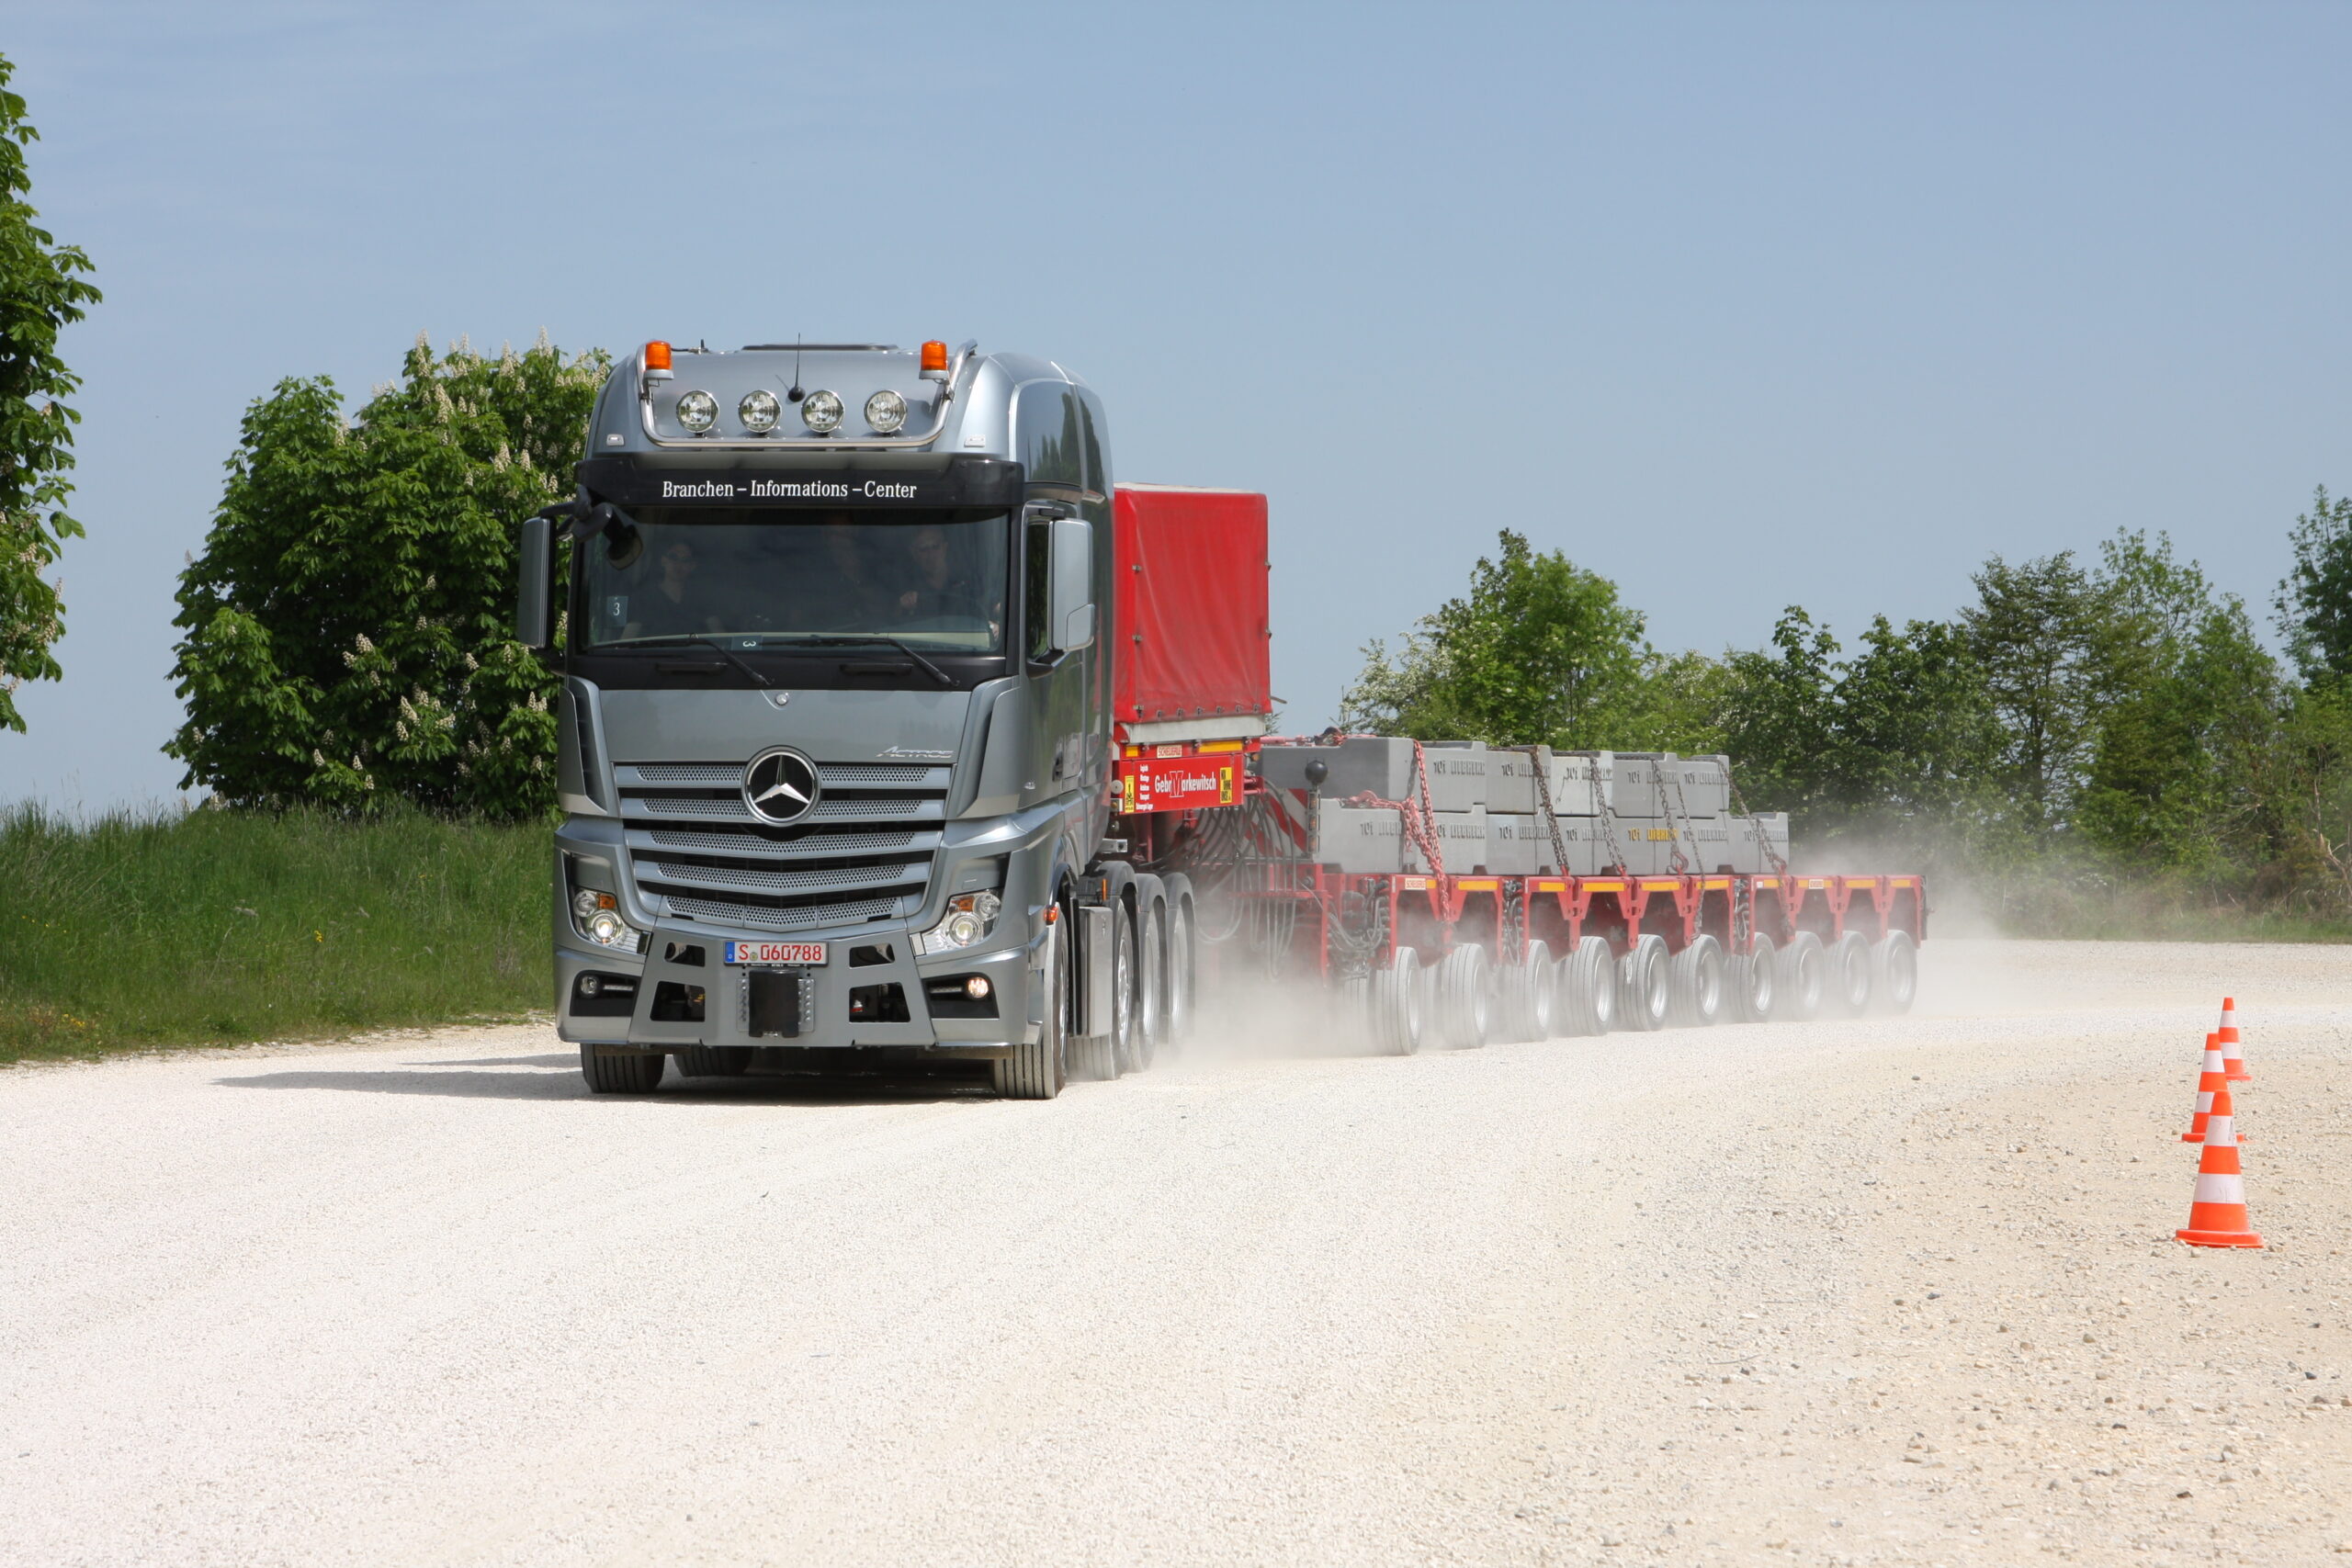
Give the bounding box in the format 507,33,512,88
581,1043,665,1095
993,914,1069,1099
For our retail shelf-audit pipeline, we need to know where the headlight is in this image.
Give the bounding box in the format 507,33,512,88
800,389,842,433
865,389,907,433
570,886,646,953
676,390,718,433
739,389,781,433
916,890,1001,954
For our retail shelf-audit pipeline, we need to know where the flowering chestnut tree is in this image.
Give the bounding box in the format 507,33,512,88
167,333,607,815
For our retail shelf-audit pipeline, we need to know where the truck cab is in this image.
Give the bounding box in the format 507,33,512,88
520,339,1135,1097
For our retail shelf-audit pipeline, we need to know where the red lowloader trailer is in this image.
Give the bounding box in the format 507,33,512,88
1102,483,1924,1053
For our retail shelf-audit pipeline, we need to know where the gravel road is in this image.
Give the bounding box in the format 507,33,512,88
4,939,2349,1566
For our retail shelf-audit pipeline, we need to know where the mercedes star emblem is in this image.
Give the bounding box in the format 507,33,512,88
741,747,821,826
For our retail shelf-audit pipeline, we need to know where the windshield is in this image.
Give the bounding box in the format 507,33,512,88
579,508,1011,653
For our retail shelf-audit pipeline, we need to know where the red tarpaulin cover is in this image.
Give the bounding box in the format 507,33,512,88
1112,484,1271,729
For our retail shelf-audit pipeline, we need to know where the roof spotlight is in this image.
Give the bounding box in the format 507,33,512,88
739,389,781,433
800,389,842,433
865,389,907,434
675,390,718,434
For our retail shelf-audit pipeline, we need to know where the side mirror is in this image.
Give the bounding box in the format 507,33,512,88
1049,517,1095,652
516,515,553,648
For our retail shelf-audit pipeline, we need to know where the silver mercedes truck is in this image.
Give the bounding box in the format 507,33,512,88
516,338,1192,1099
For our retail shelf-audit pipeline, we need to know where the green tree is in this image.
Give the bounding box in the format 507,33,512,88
2078,530,2280,873
2276,486,2352,680
1713,608,1841,815
1336,530,1649,745
0,54,101,733
1959,550,2116,840
166,333,607,815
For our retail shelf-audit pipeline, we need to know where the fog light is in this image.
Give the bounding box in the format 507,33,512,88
579,974,602,996
675,389,718,433
865,389,907,433
965,975,991,1000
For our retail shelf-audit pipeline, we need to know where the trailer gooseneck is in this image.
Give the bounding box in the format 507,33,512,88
515,336,1923,1099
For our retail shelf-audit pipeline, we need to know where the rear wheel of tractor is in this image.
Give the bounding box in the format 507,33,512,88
992,915,1069,1100
1506,942,1555,1041
1824,931,1873,1017
1437,943,1492,1049
1162,877,1196,1053
1079,904,1137,1080
1125,897,1165,1074
1869,931,1918,1015
1668,935,1725,1028
1618,935,1670,1032
1374,945,1425,1055
676,1046,752,1077
1777,931,1826,1022
1733,934,1778,1021
581,1043,665,1094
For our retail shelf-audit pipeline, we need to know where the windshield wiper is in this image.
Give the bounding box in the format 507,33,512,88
789,635,956,688
617,635,771,689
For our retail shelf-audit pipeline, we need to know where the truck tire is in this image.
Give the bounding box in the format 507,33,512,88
1436,943,1492,1049
1777,931,1826,1022
1667,935,1725,1028
992,916,1069,1100
1163,886,1196,1052
1555,935,1614,1036
581,1043,665,1095
1869,931,1918,1015
1078,901,1138,1080
1499,942,1555,1042
1732,934,1778,1022
676,1046,752,1077
1618,934,1670,1032
1374,945,1425,1055
1125,887,1165,1074
1824,931,1873,1018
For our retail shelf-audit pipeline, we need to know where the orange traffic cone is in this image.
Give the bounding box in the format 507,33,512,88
2182,1033,2227,1143
2176,1083,2263,1248
2218,997,2249,1082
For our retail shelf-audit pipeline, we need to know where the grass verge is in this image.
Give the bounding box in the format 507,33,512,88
0,804,549,1065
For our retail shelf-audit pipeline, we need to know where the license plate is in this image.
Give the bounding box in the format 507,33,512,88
724,941,828,966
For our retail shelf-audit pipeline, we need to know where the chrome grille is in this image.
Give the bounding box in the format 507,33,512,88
616,755,948,931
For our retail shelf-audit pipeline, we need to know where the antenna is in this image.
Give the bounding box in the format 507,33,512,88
786,336,806,403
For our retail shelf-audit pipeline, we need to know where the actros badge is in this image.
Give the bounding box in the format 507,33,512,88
741,747,821,826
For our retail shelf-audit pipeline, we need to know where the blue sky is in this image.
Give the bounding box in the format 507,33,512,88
6,2,2348,807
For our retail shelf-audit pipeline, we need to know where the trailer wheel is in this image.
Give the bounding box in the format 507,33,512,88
1436,944,1492,1049
1869,931,1918,1015
1667,935,1725,1028
1374,945,1425,1055
1777,931,1826,1022
992,915,1069,1100
580,1043,665,1095
1555,936,1614,1036
1617,935,1670,1032
1733,934,1778,1022
1163,877,1196,1052
1501,942,1555,1042
676,1046,752,1077
1125,896,1165,1074
1824,931,1873,1018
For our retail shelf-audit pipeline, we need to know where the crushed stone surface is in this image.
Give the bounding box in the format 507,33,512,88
1,938,2347,1565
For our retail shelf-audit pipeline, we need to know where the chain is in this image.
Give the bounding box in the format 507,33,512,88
1521,745,1574,874
1345,737,1445,877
